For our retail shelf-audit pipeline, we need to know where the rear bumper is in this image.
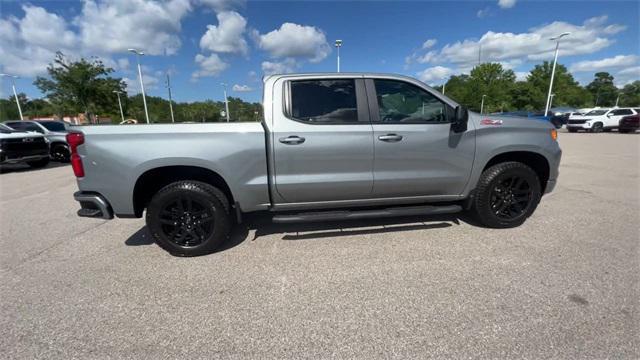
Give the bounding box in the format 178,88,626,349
73,191,114,220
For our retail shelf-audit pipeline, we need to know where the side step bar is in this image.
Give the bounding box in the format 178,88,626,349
272,204,462,224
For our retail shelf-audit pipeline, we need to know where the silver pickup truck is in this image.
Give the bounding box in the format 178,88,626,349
69,73,561,256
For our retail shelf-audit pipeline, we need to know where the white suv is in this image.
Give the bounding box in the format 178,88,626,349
567,108,638,133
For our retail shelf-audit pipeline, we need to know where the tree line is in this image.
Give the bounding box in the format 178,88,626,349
434,62,639,113
0,52,638,122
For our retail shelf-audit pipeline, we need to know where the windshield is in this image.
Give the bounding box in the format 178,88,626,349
37,121,67,132
585,110,608,116
0,124,16,133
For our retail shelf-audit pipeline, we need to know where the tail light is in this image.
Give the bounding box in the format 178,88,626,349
66,132,85,177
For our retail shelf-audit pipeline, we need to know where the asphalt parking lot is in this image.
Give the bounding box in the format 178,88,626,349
1,131,638,358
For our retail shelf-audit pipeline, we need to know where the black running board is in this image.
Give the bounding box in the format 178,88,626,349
272,204,462,224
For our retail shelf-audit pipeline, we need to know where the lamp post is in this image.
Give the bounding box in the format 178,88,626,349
544,32,571,117
112,90,125,123
615,94,620,107
549,93,555,114
480,94,487,115
128,48,150,124
335,39,343,72
0,73,24,120
221,83,230,122
166,73,175,123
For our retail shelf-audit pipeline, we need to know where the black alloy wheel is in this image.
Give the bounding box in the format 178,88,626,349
146,181,231,256
158,195,216,247
489,176,533,221
471,161,542,228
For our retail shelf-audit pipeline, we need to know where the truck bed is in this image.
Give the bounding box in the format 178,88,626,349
75,122,270,216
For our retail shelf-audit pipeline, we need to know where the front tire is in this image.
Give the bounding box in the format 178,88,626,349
27,158,50,168
146,181,231,256
591,122,604,133
471,162,542,228
51,143,70,162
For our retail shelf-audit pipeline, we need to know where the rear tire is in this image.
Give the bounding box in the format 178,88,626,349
471,162,542,228
146,181,231,257
27,158,50,168
618,129,631,134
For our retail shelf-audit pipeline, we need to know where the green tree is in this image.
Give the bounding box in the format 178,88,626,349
618,81,640,107
525,61,591,110
586,72,618,107
34,52,125,119
466,63,516,113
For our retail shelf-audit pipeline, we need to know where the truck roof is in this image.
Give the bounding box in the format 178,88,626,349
263,72,425,83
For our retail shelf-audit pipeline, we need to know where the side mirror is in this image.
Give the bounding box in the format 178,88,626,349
606,113,613,117
451,105,468,133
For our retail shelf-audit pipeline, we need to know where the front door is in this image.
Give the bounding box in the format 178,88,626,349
366,78,475,198
272,78,374,203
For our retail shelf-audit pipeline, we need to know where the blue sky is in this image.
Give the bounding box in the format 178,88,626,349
1,0,638,103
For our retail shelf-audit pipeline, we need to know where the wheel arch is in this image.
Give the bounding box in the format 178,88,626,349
133,165,234,217
482,151,550,193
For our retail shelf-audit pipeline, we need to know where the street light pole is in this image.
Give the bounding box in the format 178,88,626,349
544,32,570,117
112,90,125,122
615,94,620,107
221,83,230,122
335,40,342,73
128,48,150,124
166,73,175,123
480,94,487,115
1,73,24,120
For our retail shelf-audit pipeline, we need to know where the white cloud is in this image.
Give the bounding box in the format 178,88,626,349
515,71,529,81
615,66,640,87
192,53,229,78
416,66,454,84
248,70,259,82
77,0,192,56
254,23,330,62
498,0,517,9
199,11,248,55
0,1,195,77
422,39,437,49
123,70,160,95
198,0,245,12
261,59,298,75
0,5,77,76
116,58,130,71
411,15,627,69
477,7,491,18
232,84,253,92
570,55,638,72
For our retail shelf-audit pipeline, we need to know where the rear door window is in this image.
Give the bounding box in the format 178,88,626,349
289,79,359,124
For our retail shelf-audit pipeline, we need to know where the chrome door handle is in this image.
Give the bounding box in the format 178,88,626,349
378,134,403,142
279,136,306,145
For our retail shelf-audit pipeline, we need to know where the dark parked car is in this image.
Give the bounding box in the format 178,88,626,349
618,112,639,133
0,124,50,168
3,120,70,161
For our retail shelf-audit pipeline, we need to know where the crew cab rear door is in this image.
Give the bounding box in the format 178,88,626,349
271,77,374,203
365,78,475,198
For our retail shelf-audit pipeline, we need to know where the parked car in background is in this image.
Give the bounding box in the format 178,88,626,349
0,124,50,168
3,120,70,161
68,72,562,256
491,111,563,129
618,112,640,133
566,108,638,132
